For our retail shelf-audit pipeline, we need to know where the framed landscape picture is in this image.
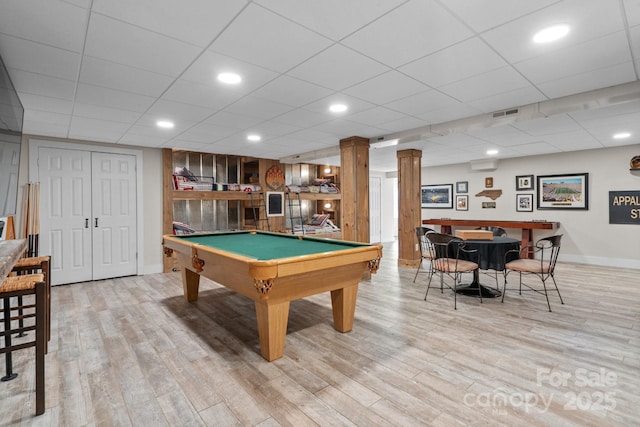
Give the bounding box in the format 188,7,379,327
516,194,533,212
456,181,468,193
421,184,453,209
537,173,589,210
516,174,534,191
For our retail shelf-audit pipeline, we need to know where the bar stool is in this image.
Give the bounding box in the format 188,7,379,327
0,274,47,415
11,256,51,349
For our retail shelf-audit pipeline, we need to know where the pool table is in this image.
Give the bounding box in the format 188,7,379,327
162,231,382,361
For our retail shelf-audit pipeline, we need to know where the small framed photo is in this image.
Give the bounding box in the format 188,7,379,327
516,175,534,191
482,201,496,209
456,195,468,211
421,184,454,209
485,177,493,188
537,173,589,210
516,194,533,212
456,181,468,193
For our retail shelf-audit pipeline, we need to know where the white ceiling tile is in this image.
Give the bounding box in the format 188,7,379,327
73,103,142,124
344,71,430,105
625,0,640,26
177,123,238,144
399,38,508,88
68,116,130,142
144,99,216,124
516,32,633,85
272,109,332,128
535,62,636,99
250,76,334,108
467,86,547,113
0,36,81,81
513,114,583,136
79,57,174,97
345,107,406,128
311,119,385,138
444,0,560,33
118,133,170,147
416,104,483,124
92,0,247,47
181,50,279,93
224,96,294,121
374,116,431,133
482,0,627,63
22,110,71,136
302,94,376,117
162,79,241,110
209,4,332,73
438,67,532,103
342,0,474,67
287,44,389,91
386,90,464,116
202,111,263,130
9,69,76,100
75,83,156,113
0,0,88,52
17,93,73,115
84,13,201,76
254,0,405,41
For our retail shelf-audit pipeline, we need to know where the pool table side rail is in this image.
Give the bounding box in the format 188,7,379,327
162,235,383,281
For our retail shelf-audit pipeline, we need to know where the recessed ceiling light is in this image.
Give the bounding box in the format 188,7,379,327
217,72,242,84
487,149,499,155
613,132,631,139
156,120,174,129
533,24,570,43
247,134,261,142
329,104,347,113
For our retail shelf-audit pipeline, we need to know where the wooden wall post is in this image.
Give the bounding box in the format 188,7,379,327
162,148,174,273
397,149,422,267
339,136,370,244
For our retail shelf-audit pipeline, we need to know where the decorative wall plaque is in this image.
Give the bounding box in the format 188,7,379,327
265,165,285,190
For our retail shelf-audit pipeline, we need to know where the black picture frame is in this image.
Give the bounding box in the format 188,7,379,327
456,195,468,211
537,173,589,210
266,192,284,217
516,174,534,191
421,184,453,209
516,193,533,212
456,181,468,193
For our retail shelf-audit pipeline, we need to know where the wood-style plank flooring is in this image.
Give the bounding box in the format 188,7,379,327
1,242,639,426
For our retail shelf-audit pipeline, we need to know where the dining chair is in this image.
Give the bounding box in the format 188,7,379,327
424,232,480,309
475,226,508,237
502,234,564,312
413,226,435,283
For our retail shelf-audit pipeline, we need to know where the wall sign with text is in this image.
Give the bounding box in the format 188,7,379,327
609,191,640,224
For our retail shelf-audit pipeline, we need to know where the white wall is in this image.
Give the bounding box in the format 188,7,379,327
419,144,640,269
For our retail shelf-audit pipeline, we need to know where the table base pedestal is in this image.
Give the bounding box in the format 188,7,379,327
456,284,501,298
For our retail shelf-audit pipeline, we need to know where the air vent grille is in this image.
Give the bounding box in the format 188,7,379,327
492,108,519,118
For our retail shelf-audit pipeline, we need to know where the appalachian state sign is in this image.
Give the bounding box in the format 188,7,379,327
609,191,640,224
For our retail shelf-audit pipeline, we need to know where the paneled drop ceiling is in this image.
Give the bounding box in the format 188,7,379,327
1,0,639,171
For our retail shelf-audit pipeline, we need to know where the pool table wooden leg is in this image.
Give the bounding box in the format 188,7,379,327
331,283,359,333
255,300,290,361
182,268,200,302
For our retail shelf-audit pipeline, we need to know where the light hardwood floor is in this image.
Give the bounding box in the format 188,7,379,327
1,242,638,426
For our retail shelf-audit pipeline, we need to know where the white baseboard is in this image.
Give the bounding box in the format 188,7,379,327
559,254,640,270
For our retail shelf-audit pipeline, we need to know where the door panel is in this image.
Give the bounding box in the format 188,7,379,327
91,152,137,280
38,147,92,285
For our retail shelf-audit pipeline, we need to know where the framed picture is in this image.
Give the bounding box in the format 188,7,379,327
456,195,468,211
266,192,284,216
456,181,468,193
482,201,496,209
516,174,534,191
421,184,453,209
537,173,589,210
516,194,533,212
485,177,493,188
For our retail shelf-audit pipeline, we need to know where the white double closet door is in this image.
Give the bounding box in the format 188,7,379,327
37,147,137,285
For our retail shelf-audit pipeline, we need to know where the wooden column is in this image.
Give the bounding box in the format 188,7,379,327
339,136,370,244
162,148,174,273
397,149,422,268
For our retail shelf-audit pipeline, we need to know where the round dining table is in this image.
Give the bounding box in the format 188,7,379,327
456,236,520,298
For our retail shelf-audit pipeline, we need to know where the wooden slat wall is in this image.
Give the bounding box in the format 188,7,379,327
162,148,175,273
397,149,422,267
